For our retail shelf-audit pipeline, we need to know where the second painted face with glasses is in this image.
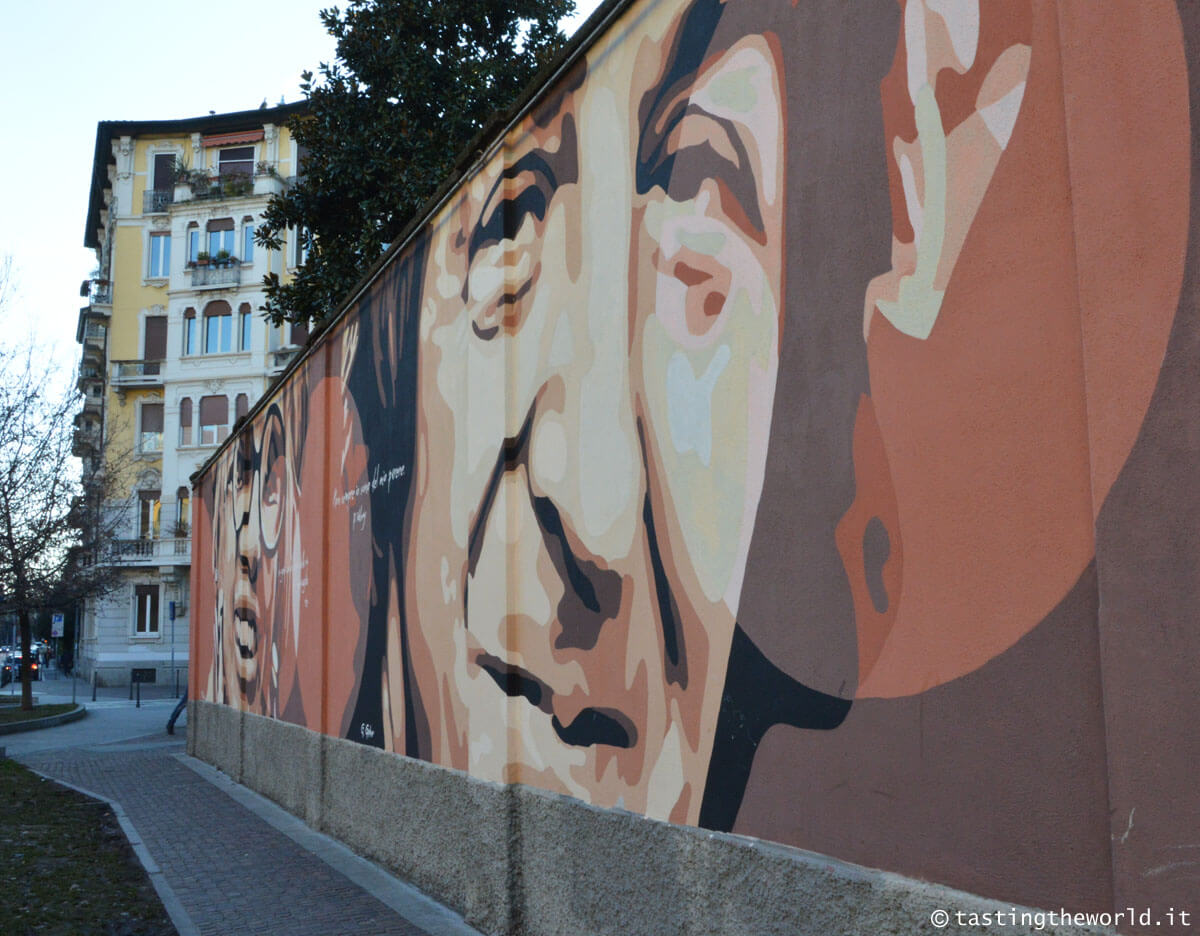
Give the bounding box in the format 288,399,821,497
212,403,291,715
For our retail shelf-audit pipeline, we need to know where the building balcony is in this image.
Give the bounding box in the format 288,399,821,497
143,189,174,213
81,321,107,349
72,424,101,456
111,360,164,388
107,537,191,567
81,393,102,416
76,365,103,393
187,264,241,288
174,173,255,204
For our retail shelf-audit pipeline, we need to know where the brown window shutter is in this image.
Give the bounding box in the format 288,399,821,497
235,393,249,421
206,218,235,233
199,395,228,426
204,299,232,317
179,397,192,424
144,316,167,360
140,403,163,433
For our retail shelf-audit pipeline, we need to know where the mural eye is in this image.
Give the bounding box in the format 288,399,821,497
466,165,556,340
470,165,554,257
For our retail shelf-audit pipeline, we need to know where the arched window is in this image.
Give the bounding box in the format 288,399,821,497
199,395,229,445
242,216,255,265
179,397,193,445
176,486,190,534
183,308,197,355
235,393,249,422
239,302,252,351
206,217,235,258
203,300,232,354
186,223,199,264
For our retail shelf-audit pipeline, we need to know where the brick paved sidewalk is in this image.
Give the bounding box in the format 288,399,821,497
19,737,474,936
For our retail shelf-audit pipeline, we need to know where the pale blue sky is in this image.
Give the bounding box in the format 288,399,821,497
0,0,601,373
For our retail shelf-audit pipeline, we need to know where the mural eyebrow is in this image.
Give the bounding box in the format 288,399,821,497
470,143,564,260
640,102,765,237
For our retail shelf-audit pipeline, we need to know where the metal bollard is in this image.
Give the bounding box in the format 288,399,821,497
92,671,97,702
136,680,140,708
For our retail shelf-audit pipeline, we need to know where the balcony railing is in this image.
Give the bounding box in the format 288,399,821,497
82,322,107,343
143,189,174,213
108,537,191,566
188,264,241,288
111,359,163,386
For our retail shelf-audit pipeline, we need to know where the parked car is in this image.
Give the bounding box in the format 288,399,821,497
9,652,40,682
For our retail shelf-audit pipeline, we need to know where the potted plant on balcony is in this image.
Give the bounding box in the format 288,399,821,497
214,249,231,268
253,160,283,196
172,160,195,202
196,251,211,268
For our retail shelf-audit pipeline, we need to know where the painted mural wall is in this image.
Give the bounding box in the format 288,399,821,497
191,0,1200,922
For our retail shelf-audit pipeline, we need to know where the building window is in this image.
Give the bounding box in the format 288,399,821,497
267,322,282,352
152,154,175,192
290,226,309,268
199,395,229,445
134,584,160,635
176,486,190,533
219,146,254,178
148,233,171,279
139,403,163,453
138,490,161,539
237,303,251,351
204,301,233,354
207,218,235,259
179,397,193,445
183,309,197,355
289,322,309,347
242,218,255,265
235,393,249,422
143,315,166,373
187,225,200,264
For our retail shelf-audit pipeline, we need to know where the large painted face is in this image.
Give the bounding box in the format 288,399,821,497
212,404,290,714
403,0,784,823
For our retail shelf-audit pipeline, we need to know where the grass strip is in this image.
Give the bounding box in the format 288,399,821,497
0,703,76,725
0,758,177,935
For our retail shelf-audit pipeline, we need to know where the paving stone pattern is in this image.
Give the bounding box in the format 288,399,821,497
22,739,431,936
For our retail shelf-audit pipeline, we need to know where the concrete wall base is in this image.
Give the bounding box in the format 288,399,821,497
189,700,1112,936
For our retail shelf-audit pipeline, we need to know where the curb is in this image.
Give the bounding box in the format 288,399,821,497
24,769,200,936
0,704,87,735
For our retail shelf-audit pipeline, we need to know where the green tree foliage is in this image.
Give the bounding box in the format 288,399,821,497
257,0,577,325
